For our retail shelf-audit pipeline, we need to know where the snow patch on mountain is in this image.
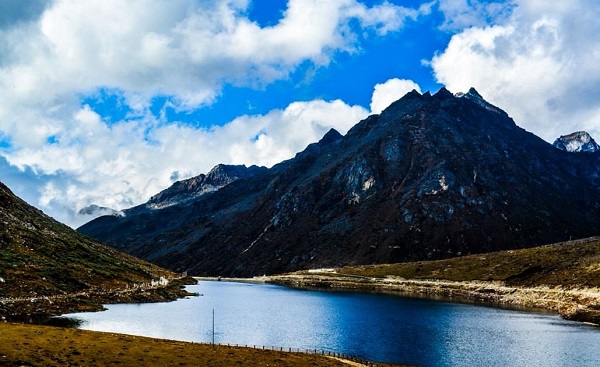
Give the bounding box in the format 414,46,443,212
146,164,267,210
455,87,504,115
553,131,600,153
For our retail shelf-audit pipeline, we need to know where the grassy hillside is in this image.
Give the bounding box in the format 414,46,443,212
336,236,600,288
0,182,190,317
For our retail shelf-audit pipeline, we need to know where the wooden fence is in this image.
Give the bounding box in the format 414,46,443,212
212,342,397,367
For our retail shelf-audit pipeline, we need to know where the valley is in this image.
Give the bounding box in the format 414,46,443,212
2,88,600,366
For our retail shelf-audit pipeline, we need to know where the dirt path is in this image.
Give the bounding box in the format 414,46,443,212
0,275,184,304
328,356,370,366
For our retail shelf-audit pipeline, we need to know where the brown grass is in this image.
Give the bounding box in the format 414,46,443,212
261,237,600,325
335,237,600,288
0,323,402,367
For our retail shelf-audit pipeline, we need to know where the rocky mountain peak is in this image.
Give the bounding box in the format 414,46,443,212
433,87,454,99
553,131,600,153
318,128,343,146
205,164,264,185
79,88,600,277
455,87,505,115
381,87,504,119
146,164,267,210
466,87,483,98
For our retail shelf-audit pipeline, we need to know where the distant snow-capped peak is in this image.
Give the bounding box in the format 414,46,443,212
553,131,600,153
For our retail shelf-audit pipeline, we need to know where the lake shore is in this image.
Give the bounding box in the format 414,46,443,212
0,276,197,321
198,272,600,325
0,277,406,367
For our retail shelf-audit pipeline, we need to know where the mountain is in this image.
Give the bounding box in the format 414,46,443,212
553,131,600,153
79,88,600,277
146,164,267,210
0,181,186,316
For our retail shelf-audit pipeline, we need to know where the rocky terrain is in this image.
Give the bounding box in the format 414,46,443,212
553,131,600,152
0,181,194,318
145,164,267,210
79,88,600,277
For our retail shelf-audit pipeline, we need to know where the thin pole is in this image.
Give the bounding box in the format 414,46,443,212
212,308,215,345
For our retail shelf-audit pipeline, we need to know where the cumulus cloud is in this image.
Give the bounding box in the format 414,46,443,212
0,0,52,29
370,78,422,114
222,99,369,166
0,0,425,113
0,0,426,226
436,0,515,31
431,0,600,141
4,98,368,228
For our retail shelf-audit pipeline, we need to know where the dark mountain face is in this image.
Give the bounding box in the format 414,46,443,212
553,131,600,153
79,88,600,277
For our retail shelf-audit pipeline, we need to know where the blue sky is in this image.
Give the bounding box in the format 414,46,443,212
82,0,447,129
0,0,599,227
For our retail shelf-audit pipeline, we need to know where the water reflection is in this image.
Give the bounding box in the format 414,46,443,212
63,281,600,367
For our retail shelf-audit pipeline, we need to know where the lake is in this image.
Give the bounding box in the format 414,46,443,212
63,280,600,366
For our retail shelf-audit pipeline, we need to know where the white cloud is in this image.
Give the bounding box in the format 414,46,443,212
0,0,426,227
370,78,421,114
2,98,368,228
431,0,600,141
0,0,425,114
436,0,515,31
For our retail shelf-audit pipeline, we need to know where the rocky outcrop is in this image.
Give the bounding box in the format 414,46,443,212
79,88,600,277
553,131,600,153
147,164,267,209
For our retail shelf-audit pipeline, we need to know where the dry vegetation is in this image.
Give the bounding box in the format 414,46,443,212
336,237,600,288
0,181,197,318
0,323,406,367
265,237,600,325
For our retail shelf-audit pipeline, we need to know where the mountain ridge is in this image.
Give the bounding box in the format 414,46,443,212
79,88,600,277
146,164,268,210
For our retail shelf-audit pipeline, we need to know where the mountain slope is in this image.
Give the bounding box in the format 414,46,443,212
0,181,184,315
79,88,600,277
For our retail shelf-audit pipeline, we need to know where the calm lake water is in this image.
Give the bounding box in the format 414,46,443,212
63,281,600,366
